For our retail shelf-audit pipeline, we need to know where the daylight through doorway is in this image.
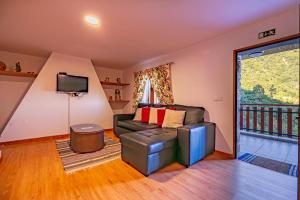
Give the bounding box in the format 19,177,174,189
235,37,299,177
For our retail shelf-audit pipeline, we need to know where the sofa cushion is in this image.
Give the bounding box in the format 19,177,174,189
118,120,159,131
157,109,166,127
170,105,205,125
149,107,166,124
162,109,186,128
133,108,142,121
137,103,205,125
141,107,151,123
120,128,177,155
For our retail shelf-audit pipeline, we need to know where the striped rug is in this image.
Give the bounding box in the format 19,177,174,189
56,137,121,174
238,153,298,177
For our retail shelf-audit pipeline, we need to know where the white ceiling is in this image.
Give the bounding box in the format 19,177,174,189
0,0,298,68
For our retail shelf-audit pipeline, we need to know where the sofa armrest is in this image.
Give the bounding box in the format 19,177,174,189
177,122,215,166
113,113,135,129
114,113,135,121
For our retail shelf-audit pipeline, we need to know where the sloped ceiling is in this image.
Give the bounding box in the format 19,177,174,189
0,0,298,68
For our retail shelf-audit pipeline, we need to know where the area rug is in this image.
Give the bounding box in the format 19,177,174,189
56,137,121,174
238,153,298,177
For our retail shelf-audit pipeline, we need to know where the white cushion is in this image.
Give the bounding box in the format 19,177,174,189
133,108,142,121
149,107,165,124
162,109,186,128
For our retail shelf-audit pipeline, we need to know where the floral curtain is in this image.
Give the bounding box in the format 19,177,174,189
133,71,148,109
133,63,174,109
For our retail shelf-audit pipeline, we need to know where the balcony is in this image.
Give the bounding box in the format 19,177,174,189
240,104,298,139
239,104,298,165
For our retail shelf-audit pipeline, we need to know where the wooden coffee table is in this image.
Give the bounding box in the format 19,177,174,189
70,124,104,153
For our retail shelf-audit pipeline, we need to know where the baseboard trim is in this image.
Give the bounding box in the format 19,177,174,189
0,134,70,145
0,128,113,145
214,150,235,159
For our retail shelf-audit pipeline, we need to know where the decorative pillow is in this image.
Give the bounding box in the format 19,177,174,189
157,109,166,127
141,107,151,123
149,107,165,124
162,109,186,128
133,108,142,121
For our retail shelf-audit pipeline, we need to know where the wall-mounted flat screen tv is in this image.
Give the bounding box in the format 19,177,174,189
56,73,88,93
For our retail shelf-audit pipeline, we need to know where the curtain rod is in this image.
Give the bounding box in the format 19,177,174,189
136,62,175,73
157,62,175,67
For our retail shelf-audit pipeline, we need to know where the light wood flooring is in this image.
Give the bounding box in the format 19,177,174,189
0,131,297,200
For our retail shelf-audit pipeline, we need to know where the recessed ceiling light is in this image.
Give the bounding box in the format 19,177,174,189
84,16,99,26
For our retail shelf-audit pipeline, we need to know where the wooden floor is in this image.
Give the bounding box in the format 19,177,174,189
0,131,297,200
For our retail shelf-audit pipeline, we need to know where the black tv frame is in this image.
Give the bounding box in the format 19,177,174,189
56,73,89,93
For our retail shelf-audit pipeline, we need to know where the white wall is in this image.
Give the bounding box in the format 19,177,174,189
0,51,47,132
123,7,299,154
0,53,113,142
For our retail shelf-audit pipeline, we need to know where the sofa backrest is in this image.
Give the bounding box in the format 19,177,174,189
137,103,205,125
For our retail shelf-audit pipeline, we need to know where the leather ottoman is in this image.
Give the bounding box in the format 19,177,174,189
70,124,104,153
120,128,177,176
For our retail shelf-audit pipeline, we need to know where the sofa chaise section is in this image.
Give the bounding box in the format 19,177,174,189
113,113,159,137
120,128,177,176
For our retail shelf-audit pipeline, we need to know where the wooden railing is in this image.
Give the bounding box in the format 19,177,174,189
240,104,299,139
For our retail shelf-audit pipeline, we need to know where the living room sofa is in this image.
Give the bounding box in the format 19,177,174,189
114,103,215,176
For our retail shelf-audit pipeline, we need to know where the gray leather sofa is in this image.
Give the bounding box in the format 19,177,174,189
114,103,215,176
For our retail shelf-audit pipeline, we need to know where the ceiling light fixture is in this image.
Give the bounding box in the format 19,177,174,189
84,16,99,26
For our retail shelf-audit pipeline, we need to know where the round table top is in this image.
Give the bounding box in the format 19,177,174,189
70,124,103,134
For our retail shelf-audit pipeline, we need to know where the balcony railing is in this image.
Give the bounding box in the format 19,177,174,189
240,104,299,139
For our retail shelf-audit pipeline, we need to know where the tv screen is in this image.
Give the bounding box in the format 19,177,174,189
57,73,88,93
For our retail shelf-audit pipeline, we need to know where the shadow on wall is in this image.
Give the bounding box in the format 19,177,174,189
0,76,35,133
204,110,210,122
204,110,231,154
215,126,232,154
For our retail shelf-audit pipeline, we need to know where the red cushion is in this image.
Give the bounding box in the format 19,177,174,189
141,107,151,123
157,109,166,127
168,107,176,110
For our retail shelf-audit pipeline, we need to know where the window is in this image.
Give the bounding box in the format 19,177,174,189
141,79,159,104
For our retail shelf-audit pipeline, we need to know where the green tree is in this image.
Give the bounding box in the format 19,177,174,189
253,84,265,101
269,84,277,98
241,48,299,104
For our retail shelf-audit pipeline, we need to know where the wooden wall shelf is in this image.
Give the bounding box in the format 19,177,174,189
100,80,130,110
108,100,129,110
0,71,38,78
100,81,130,86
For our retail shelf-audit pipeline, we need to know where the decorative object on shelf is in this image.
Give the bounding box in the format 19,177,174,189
100,77,130,110
0,61,6,71
15,62,21,72
116,78,121,84
115,89,121,101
